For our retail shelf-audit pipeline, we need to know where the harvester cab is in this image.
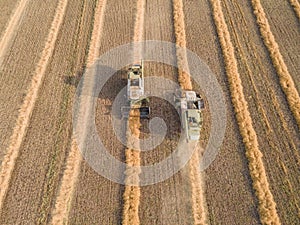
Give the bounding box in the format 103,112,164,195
174,89,204,142
121,60,150,119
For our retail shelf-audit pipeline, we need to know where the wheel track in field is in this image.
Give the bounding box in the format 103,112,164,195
230,0,300,161
289,0,300,20
209,0,281,224
35,1,89,224
121,0,145,224
49,0,107,224
0,0,29,66
222,0,271,135
251,0,300,130
172,0,207,224
0,0,69,213
228,0,300,217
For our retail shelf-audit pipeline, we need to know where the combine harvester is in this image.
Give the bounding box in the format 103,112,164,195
121,60,150,119
174,89,205,142
121,60,204,142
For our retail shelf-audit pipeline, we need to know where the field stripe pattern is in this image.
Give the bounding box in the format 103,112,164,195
172,0,207,224
50,141,82,224
50,0,107,224
210,0,281,224
0,0,29,66
0,0,69,212
251,0,300,129
221,1,300,223
0,0,298,223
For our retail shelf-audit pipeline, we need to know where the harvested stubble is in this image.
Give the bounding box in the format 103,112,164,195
210,0,280,224
50,0,107,224
0,0,29,66
0,0,69,212
251,0,300,129
172,0,207,224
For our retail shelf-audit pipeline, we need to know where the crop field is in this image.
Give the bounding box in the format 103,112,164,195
0,0,299,224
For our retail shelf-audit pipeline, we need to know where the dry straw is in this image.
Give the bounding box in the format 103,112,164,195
50,0,107,224
50,141,82,224
172,0,207,224
210,0,281,224
251,0,300,129
0,0,29,65
122,112,141,225
0,0,69,213
122,0,145,224
289,0,300,20
172,0,192,90
189,150,207,225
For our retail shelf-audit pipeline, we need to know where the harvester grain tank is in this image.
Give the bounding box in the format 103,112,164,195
121,60,150,119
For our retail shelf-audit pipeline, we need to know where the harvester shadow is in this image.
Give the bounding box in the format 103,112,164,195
63,73,81,87
98,70,128,117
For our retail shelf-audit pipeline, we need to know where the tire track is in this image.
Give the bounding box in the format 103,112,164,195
222,0,299,222
251,0,300,129
209,0,281,224
172,0,207,224
122,0,145,224
50,0,107,224
289,0,300,20
222,0,272,134
35,1,90,223
228,1,300,217
0,0,69,213
0,0,29,66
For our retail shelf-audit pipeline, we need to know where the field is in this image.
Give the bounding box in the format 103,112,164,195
0,0,299,224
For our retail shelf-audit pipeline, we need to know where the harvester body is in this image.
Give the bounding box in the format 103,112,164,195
127,64,144,100
121,61,150,119
174,89,204,142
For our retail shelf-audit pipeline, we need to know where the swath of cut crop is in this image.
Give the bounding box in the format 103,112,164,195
289,0,300,20
50,0,107,224
172,0,207,224
189,149,207,225
0,0,29,66
132,0,145,62
0,0,69,213
172,0,192,90
251,0,300,129
210,0,281,224
122,112,142,225
50,140,82,225
122,0,145,224
86,0,107,68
